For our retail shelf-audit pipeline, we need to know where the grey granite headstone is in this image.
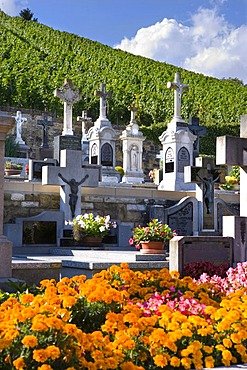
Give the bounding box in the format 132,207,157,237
54,135,81,164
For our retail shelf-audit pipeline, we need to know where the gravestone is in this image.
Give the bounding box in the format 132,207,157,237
28,158,57,181
120,101,145,183
42,149,100,221
217,114,247,264
159,72,197,191
77,110,91,163
170,236,233,277
88,83,119,183
0,113,15,285
37,112,54,159
184,157,224,232
164,196,199,236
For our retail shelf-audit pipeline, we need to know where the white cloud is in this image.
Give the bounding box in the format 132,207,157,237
0,0,28,16
115,7,247,84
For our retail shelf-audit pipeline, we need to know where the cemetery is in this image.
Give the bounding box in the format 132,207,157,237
0,72,246,369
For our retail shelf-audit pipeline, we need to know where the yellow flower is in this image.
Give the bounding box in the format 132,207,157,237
46,345,60,360
170,356,180,367
154,354,168,367
37,365,53,370
33,349,49,363
223,338,232,348
204,356,215,368
22,334,38,348
13,357,26,369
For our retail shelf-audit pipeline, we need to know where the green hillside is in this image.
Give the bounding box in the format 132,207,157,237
0,11,246,154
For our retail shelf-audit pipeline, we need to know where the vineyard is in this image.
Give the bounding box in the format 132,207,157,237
0,11,246,154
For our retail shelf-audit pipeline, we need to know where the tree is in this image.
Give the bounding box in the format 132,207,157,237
19,8,38,22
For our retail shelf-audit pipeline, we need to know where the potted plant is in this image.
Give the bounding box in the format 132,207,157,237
4,161,23,176
129,218,176,254
219,166,240,191
72,213,117,245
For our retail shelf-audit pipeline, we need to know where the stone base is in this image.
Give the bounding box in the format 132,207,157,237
0,235,12,278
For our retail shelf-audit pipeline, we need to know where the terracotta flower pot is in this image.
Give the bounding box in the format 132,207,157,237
4,169,22,176
140,241,165,254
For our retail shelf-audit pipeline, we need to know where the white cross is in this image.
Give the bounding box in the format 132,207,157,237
167,72,189,119
77,110,91,143
54,79,81,136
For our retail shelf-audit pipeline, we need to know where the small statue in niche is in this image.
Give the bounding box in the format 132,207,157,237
58,173,89,218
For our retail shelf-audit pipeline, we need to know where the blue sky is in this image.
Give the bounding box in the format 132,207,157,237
1,0,247,83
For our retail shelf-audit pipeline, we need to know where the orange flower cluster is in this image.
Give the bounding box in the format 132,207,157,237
1,264,247,369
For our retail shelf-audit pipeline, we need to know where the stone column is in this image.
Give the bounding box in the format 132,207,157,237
0,115,15,278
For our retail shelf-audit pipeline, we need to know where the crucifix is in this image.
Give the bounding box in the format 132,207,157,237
37,112,54,148
188,117,207,160
94,83,111,119
167,72,189,119
42,149,98,221
13,111,27,145
185,157,224,231
54,79,81,136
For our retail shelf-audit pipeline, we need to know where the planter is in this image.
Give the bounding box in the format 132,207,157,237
75,236,103,247
140,241,165,254
4,169,22,176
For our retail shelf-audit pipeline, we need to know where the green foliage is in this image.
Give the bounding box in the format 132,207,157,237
19,8,37,22
0,11,246,155
5,136,19,157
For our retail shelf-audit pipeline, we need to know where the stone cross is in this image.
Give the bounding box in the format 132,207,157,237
42,149,99,221
54,79,81,136
13,111,27,145
167,72,189,119
77,110,91,144
217,114,247,216
128,102,138,124
188,117,207,160
37,112,54,148
184,157,224,231
94,83,111,119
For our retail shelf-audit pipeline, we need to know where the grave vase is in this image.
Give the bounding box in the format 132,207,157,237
140,241,165,254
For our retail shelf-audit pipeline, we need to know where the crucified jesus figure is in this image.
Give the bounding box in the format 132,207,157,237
58,173,89,218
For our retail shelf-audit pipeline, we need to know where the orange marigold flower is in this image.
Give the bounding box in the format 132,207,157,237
223,338,232,348
204,356,215,368
33,349,49,363
22,335,38,348
170,356,180,367
46,345,60,360
37,365,53,370
13,357,26,369
154,354,168,367
120,362,145,370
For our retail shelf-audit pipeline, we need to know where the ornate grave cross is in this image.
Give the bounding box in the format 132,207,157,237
167,72,189,119
188,117,207,160
37,112,54,148
54,79,81,136
13,111,27,145
77,110,92,144
94,83,111,119
185,157,225,231
217,114,247,216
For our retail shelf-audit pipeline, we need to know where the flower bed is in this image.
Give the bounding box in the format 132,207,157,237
1,263,247,369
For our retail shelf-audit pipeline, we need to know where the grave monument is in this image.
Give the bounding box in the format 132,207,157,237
217,114,247,264
53,79,81,163
159,72,197,191
120,101,145,183
87,83,120,183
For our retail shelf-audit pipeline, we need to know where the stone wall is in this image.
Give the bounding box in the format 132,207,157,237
4,181,240,227
1,106,160,177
